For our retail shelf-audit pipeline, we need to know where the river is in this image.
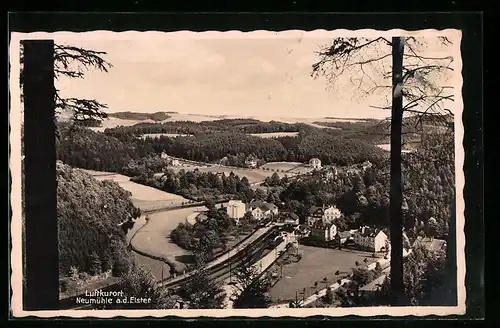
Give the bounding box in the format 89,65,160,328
83,169,199,281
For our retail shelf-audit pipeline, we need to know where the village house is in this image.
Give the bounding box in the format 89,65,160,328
309,157,322,169
226,200,246,223
161,152,180,166
412,236,447,252
246,200,279,221
334,231,353,245
310,222,337,242
353,227,388,252
245,155,258,168
322,166,338,181
295,224,311,238
306,205,342,226
276,211,300,226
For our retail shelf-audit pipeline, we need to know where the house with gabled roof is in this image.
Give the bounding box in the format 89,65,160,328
245,155,258,168
310,221,337,242
246,200,278,221
276,211,300,226
306,205,342,226
412,236,447,252
309,158,322,169
353,226,388,252
335,230,353,245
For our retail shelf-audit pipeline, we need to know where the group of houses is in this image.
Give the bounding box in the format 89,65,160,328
160,151,180,166
224,199,302,227
225,199,279,224
300,204,391,253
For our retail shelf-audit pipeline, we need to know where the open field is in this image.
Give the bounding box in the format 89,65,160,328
169,165,278,184
287,165,315,175
141,133,194,139
269,246,377,302
249,132,300,138
82,170,190,210
76,112,385,133
260,161,304,172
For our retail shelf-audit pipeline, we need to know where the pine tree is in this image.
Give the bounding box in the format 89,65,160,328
89,252,102,276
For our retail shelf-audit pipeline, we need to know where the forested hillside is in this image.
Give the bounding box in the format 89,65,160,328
104,119,313,135
56,124,148,172
107,111,173,122
56,121,388,173
279,131,455,238
57,162,140,276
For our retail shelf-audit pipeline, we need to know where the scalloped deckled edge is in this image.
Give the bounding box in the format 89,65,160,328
9,28,465,318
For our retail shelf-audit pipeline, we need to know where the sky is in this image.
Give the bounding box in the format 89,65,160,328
42,31,460,120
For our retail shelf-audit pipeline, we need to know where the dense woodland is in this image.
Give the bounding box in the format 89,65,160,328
131,169,256,203
104,119,313,135
57,162,140,277
56,120,388,174
107,111,174,122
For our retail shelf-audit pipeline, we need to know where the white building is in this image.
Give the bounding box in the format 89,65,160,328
310,222,337,242
306,205,342,226
309,158,322,169
353,227,388,252
246,200,278,221
160,152,180,166
245,155,258,168
226,200,246,223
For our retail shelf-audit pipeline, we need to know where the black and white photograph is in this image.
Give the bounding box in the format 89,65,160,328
10,28,467,318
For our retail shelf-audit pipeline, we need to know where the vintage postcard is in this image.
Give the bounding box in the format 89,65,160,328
10,29,466,318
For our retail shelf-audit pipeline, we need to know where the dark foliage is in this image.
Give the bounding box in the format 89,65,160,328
57,163,139,276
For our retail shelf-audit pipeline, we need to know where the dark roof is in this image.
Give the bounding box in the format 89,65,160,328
248,200,276,212
308,206,323,215
413,237,447,251
337,231,352,238
356,227,383,238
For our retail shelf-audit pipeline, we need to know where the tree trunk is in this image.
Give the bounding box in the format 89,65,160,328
389,36,405,306
23,40,58,310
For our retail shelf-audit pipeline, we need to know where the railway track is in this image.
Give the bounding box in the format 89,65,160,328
59,225,280,310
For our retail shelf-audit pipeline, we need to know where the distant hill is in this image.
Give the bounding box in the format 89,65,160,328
107,111,173,122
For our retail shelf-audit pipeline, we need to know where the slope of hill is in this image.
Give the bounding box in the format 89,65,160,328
57,162,140,277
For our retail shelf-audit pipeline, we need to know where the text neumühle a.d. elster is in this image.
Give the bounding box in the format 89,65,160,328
75,289,152,305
